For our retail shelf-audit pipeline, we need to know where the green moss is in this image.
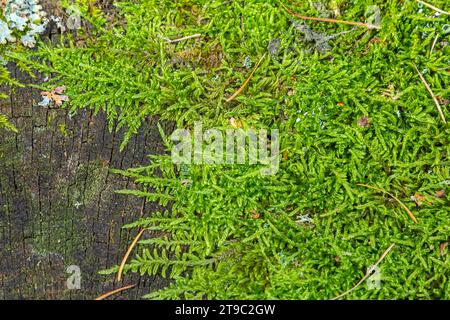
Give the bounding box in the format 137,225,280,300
71,160,109,205
30,160,108,262
11,0,450,299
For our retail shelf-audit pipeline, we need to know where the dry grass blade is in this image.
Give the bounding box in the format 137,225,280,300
117,229,146,281
95,284,136,300
332,244,395,300
226,53,267,103
163,33,202,43
429,34,439,57
416,0,450,15
278,1,381,30
413,64,447,124
357,183,418,223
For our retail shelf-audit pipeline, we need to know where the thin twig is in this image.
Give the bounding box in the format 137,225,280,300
332,244,395,300
416,0,450,15
95,284,136,300
357,183,418,223
226,53,267,103
278,1,381,30
429,34,439,57
413,64,447,124
117,229,146,281
159,34,202,43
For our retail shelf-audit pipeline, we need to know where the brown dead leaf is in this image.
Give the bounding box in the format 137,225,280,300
52,86,66,95
440,242,448,256
250,209,260,219
370,37,382,44
51,93,69,106
437,96,450,107
41,86,70,107
411,193,433,206
435,190,446,198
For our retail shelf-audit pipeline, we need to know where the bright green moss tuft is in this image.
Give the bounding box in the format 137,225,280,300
10,0,450,299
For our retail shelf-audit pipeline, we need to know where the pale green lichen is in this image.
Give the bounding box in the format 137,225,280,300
1,0,47,47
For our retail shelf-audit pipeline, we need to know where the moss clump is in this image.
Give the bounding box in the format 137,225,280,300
71,160,109,206
12,0,450,299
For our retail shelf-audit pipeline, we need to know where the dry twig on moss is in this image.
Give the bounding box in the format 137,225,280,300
278,1,381,30
357,183,418,223
159,33,202,43
332,244,395,300
416,0,450,15
95,284,136,300
226,53,267,103
413,64,447,124
117,229,147,281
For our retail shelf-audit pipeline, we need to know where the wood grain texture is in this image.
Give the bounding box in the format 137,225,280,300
0,1,171,300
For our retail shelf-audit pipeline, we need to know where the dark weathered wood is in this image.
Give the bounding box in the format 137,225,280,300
0,1,171,300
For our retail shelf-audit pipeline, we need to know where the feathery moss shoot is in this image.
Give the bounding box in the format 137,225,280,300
3,0,450,299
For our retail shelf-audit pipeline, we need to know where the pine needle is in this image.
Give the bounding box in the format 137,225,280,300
332,244,395,300
416,0,450,15
117,229,146,281
95,284,136,300
357,183,418,223
278,1,381,30
226,53,267,103
413,64,447,124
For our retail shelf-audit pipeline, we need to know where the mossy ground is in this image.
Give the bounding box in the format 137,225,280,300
5,0,450,299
